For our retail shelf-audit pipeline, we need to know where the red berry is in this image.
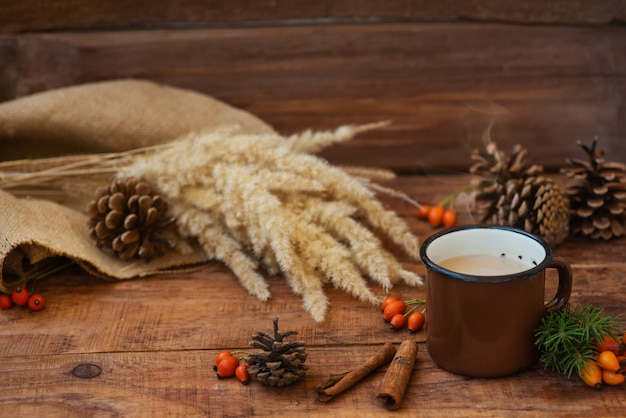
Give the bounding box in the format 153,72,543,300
383,300,406,322
389,313,406,330
442,209,458,228
602,369,625,385
598,351,620,374
407,311,426,333
216,355,239,378
11,287,29,306
428,205,445,227
28,294,45,311
380,295,399,312
0,294,12,310
594,335,621,355
416,205,431,220
214,350,233,371
235,364,250,385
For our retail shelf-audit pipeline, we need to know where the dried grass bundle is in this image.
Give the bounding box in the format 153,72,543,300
1,123,422,322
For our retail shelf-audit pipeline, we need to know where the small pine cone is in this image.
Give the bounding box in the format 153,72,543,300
86,177,176,260
562,138,626,240
245,317,308,387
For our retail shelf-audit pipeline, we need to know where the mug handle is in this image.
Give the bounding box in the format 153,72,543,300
544,256,573,312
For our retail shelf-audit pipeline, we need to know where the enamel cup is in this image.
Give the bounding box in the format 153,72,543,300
420,225,572,377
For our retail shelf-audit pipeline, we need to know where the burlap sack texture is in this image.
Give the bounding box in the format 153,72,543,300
0,79,275,292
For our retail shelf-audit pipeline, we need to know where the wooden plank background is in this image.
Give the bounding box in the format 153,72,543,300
1,1,625,172
2,0,626,33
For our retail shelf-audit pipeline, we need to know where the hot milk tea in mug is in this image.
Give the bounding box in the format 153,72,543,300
420,225,572,378
438,254,529,277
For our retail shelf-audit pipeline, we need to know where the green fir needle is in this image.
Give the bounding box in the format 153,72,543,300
534,303,622,378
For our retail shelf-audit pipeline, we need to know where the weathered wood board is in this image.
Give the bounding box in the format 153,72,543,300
0,174,625,416
1,23,624,172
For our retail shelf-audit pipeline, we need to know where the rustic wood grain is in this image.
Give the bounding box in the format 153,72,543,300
1,0,624,34
1,174,624,416
1,23,624,172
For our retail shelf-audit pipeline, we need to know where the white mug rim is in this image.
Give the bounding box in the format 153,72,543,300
420,224,553,283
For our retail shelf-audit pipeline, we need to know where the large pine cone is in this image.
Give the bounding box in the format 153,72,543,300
486,176,570,246
245,317,308,387
470,142,543,185
562,138,626,240
87,177,176,260
470,143,541,223
470,142,570,246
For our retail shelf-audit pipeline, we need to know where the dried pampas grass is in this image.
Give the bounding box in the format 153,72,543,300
1,122,423,322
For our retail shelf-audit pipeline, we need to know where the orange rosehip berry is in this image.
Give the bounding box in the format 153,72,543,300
0,294,12,310
11,287,29,306
407,311,425,333
235,364,250,385
214,350,233,371
580,359,602,389
442,209,458,228
428,205,445,227
594,335,621,355
389,313,406,330
598,351,620,374
383,300,406,322
381,296,399,312
216,355,240,379
602,369,625,386
27,294,45,311
416,205,431,220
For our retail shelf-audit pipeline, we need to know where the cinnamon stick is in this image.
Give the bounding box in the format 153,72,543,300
315,341,397,403
376,339,418,410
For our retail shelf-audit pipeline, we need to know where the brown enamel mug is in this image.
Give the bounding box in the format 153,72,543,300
420,225,572,378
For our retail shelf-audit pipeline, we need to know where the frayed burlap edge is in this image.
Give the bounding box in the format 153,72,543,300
0,190,210,292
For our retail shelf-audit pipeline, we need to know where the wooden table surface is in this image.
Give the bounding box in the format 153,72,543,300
1,173,625,417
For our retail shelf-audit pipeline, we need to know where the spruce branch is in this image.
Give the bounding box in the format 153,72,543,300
535,303,622,378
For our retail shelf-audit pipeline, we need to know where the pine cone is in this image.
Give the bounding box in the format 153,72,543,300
561,138,626,240
86,177,176,260
493,176,570,246
471,142,543,182
245,317,308,387
470,142,570,246
471,144,536,221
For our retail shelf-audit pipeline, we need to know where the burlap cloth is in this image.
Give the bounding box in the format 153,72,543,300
0,79,275,292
